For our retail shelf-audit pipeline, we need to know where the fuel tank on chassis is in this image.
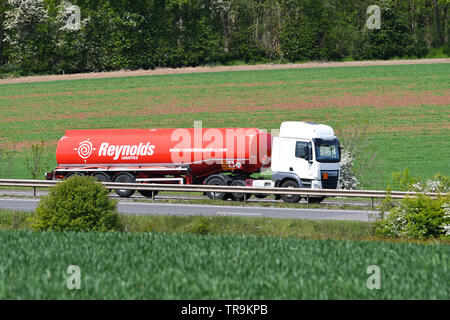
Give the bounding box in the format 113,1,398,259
56,128,272,176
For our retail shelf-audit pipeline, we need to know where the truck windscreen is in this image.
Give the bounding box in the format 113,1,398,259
313,139,340,163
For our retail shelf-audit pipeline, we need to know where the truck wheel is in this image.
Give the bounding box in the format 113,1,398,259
139,190,159,198
230,180,251,202
92,172,110,182
113,173,135,198
65,172,84,179
254,194,267,199
280,180,301,203
205,177,227,200
307,197,325,204
93,173,111,193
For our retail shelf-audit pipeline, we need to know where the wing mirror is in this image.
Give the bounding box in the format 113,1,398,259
304,147,312,162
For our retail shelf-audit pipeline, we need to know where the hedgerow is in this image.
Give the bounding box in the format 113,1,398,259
0,0,448,74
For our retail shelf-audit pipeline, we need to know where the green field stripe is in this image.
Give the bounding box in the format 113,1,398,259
0,230,448,299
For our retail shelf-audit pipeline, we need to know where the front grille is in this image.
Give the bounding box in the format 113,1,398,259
321,170,339,189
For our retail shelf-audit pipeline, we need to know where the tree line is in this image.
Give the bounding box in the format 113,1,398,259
0,0,448,75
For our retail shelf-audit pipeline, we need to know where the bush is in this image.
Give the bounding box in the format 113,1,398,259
32,175,122,232
375,171,450,240
374,194,450,239
443,42,450,56
388,168,419,191
410,173,449,193
183,216,213,235
389,169,449,193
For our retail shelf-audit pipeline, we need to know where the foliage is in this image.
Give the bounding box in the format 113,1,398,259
389,168,420,191
375,172,450,239
280,0,340,62
24,141,48,180
374,194,450,239
338,149,360,190
0,138,16,177
1,0,448,74
336,120,384,190
2,0,55,74
32,175,121,231
410,173,449,193
183,215,213,235
3,209,372,239
353,1,429,60
389,169,449,193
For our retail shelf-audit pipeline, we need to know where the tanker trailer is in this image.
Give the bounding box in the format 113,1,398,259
47,122,341,203
47,127,272,200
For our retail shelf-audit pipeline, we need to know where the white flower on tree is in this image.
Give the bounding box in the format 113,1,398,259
3,0,50,71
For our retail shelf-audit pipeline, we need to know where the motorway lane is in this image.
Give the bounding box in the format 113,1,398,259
0,198,379,222
0,189,374,207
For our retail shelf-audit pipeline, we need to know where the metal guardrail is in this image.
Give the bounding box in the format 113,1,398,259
0,179,444,203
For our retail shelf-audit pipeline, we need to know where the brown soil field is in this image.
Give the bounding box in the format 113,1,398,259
1,58,449,85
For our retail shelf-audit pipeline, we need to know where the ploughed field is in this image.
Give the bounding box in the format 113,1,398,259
0,230,448,299
0,63,449,189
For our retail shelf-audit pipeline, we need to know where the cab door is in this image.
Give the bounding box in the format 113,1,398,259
292,141,314,183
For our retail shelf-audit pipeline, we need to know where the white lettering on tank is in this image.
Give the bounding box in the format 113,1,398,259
130,145,138,156
97,142,155,159
147,145,155,156
113,145,124,160
107,145,115,157
98,143,108,156
123,145,130,156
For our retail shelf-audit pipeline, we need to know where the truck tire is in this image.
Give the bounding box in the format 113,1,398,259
139,190,159,198
113,173,135,198
65,172,84,179
92,172,110,182
307,197,325,204
280,180,301,203
230,180,251,202
92,173,111,193
254,194,267,199
205,177,228,200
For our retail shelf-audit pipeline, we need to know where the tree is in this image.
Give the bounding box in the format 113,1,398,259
24,141,48,180
0,0,8,65
0,138,16,178
433,0,449,46
3,0,54,73
336,120,384,190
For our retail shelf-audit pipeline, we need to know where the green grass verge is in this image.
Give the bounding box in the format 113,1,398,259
0,229,448,299
0,209,373,240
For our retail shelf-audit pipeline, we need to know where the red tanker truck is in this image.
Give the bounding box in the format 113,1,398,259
46,122,341,203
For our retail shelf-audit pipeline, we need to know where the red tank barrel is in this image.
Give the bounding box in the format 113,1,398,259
56,128,272,176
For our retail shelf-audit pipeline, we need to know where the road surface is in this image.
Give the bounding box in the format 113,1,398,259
0,198,379,222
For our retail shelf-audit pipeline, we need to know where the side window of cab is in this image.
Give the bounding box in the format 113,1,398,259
295,141,310,159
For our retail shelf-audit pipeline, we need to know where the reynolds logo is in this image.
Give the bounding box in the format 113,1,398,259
75,140,95,162
98,142,155,160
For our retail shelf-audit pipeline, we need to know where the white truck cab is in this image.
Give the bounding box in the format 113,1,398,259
251,121,341,203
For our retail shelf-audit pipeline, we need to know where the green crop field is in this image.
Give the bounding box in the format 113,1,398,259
0,63,449,188
0,230,448,299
